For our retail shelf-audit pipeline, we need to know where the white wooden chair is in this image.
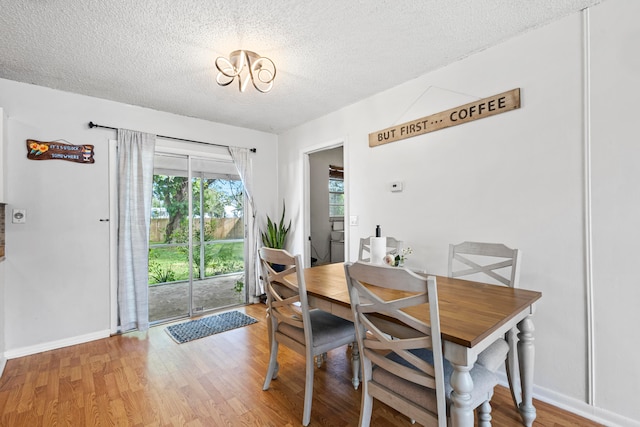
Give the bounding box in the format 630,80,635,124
259,247,356,426
345,262,498,427
448,241,523,408
358,236,401,262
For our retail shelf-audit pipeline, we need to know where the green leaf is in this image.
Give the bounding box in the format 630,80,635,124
261,201,291,249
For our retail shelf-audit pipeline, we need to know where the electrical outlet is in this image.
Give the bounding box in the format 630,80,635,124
12,209,26,224
350,215,359,226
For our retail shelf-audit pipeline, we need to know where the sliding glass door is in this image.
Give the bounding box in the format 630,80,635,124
190,157,245,313
148,152,246,324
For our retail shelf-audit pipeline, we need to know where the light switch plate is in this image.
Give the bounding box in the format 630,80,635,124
390,182,403,192
350,215,359,226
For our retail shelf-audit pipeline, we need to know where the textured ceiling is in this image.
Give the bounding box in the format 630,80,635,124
0,0,602,134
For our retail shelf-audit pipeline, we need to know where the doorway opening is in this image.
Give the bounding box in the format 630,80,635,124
307,145,344,267
148,152,247,324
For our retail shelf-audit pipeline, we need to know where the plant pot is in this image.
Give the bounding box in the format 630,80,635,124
272,263,286,272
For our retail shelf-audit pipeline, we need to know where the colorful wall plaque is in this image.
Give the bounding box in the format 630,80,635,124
26,140,94,164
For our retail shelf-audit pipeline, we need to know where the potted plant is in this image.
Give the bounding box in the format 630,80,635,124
261,201,291,250
261,202,291,273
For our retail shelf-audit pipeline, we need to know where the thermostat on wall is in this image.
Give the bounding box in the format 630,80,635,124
390,182,403,192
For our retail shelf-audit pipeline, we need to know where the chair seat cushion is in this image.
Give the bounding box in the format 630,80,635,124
278,309,355,349
372,348,498,413
476,338,509,372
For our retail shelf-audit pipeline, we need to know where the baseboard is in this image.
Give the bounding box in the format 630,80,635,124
0,356,6,377
533,384,640,427
495,373,640,427
4,329,111,360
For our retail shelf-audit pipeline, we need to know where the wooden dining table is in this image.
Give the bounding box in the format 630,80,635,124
298,262,542,427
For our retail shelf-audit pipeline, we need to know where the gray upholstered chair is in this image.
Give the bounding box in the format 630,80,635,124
345,261,498,427
448,241,522,408
358,236,401,262
259,247,356,426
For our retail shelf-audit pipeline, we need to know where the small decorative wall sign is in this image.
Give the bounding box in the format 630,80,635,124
369,88,520,147
26,140,95,164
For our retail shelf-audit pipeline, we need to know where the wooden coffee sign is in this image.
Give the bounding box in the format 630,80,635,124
369,88,520,147
26,140,95,164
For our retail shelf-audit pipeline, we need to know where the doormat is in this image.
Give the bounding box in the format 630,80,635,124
165,311,258,344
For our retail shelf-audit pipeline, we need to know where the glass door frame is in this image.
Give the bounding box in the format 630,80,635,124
149,142,247,324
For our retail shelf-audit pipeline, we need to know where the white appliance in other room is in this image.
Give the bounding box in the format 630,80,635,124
330,220,344,263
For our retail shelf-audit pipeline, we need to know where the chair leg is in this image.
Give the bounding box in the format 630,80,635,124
315,352,327,368
351,341,361,389
477,399,492,427
505,327,522,408
302,352,315,426
359,385,374,427
262,339,279,391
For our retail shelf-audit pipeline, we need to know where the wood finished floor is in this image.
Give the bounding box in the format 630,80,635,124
0,303,603,426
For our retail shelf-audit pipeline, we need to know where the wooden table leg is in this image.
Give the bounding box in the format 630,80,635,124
517,316,537,427
450,362,475,427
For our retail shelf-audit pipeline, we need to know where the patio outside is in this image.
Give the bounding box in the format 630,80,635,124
149,272,246,323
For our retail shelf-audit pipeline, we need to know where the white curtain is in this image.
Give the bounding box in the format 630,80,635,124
117,129,156,332
229,147,262,301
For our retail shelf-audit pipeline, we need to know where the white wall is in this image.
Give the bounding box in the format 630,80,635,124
0,78,278,356
278,1,639,425
590,0,640,420
0,108,6,374
0,108,6,200
0,256,4,375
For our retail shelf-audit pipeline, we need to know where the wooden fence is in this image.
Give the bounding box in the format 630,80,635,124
150,217,243,243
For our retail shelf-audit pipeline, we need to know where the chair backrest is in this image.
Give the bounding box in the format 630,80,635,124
358,236,402,262
259,247,312,347
344,262,447,426
448,241,521,287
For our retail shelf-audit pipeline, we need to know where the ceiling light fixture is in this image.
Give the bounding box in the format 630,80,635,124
215,50,276,93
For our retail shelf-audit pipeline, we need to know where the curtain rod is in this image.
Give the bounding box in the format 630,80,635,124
88,122,257,153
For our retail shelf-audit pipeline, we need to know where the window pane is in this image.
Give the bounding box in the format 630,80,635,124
329,177,344,217
330,205,345,216
329,193,344,204
329,179,344,192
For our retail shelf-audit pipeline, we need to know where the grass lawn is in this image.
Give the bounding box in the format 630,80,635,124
148,241,244,285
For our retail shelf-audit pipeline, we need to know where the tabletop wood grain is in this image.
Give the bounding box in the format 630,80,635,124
300,262,542,348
